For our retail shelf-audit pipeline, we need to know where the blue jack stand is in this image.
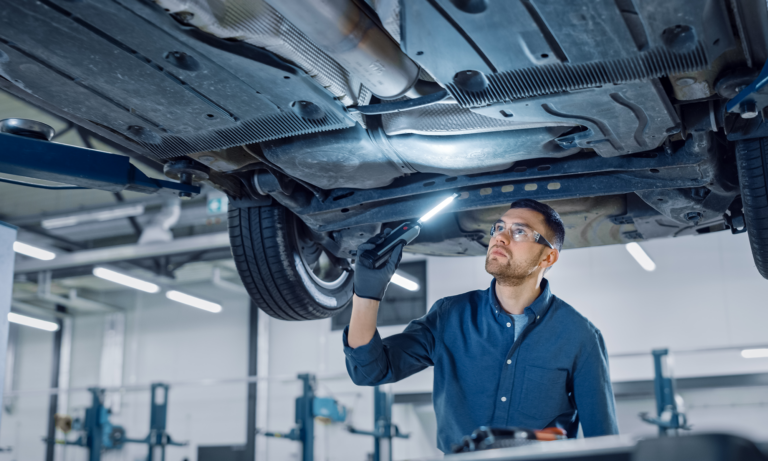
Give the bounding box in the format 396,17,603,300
56,383,185,461
640,349,691,436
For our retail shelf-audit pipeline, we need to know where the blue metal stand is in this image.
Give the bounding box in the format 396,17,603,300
57,383,185,460
124,383,186,461
262,373,347,461
348,386,409,461
640,349,691,436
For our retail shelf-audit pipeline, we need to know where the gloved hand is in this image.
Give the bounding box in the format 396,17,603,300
353,229,405,301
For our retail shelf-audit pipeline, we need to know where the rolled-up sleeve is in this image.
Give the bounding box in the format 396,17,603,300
572,329,619,437
343,301,441,386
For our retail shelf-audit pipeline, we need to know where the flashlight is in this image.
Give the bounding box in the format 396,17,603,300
358,193,459,268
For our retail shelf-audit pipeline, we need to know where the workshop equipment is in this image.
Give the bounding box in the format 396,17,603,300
263,374,406,461
452,427,567,453
262,373,347,461
359,193,459,268
0,119,200,197
424,433,768,461
348,386,409,461
640,349,691,436
56,383,185,461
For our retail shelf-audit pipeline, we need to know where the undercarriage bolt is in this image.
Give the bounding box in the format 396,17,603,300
740,100,759,119
684,211,703,224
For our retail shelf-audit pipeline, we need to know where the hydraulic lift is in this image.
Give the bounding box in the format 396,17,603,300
53,383,185,461
262,373,408,461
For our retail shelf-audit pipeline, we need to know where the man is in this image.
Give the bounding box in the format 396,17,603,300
343,198,618,453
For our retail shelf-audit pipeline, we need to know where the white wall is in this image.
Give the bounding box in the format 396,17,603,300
0,324,54,461
1,283,251,461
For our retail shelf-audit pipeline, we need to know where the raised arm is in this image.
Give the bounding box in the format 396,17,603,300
344,238,437,385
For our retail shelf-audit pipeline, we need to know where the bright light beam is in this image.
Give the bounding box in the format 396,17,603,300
8,313,59,331
13,241,56,260
418,193,459,224
166,290,222,313
742,348,768,359
625,242,656,271
391,273,419,291
93,267,160,293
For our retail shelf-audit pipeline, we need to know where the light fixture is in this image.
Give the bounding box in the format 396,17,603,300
93,267,160,293
166,290,222,313
391,273,419,291
13,241,56,260
42,204,145,229
625,242,656,271
741,348,768,359
8,312,59,331
418,193,459,223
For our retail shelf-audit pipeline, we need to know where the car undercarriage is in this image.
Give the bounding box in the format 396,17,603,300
2,0,768,319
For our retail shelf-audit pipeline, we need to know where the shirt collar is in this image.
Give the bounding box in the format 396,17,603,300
488,278,554,320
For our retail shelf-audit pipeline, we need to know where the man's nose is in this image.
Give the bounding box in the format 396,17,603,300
492,231,511,246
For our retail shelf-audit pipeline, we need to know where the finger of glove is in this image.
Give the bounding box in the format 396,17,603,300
385,243,405,273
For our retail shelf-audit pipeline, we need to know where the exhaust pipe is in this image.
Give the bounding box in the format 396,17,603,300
265,0,420,99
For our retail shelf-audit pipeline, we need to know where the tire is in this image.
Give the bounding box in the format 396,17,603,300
735,138,768,279
228,204,353,320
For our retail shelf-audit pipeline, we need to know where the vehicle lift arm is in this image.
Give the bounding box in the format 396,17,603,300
0,119,199,197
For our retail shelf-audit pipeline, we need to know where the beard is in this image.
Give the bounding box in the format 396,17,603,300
485,245,543,286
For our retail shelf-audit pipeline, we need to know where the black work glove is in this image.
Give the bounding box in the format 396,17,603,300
353,229,405,301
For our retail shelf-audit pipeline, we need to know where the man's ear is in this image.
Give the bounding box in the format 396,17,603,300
541,248,559,269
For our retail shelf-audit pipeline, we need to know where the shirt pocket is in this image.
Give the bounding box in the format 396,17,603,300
516,365,572,422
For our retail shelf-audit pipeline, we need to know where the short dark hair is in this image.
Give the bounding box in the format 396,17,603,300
508,199,565,252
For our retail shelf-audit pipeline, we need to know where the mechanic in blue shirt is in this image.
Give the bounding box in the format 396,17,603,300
343,198,619,453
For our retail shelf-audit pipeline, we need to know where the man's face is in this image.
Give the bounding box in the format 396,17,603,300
485,208,556,285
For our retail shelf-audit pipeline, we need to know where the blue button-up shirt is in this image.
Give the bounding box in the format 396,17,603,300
342,278,618,453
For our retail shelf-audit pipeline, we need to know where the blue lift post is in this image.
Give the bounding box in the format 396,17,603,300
124,383,186,461
58,383,185,460
265,373,410,461
262,373,347,461
348,386,409,461
640,349,690,436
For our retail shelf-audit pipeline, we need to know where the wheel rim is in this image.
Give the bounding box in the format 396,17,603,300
293,220,349,290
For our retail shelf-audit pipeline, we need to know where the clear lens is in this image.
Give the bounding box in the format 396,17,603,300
489,223,535,242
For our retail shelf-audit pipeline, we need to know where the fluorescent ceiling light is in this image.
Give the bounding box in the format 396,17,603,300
625,242,656,271
418,193,459,223
13,241,56,260
391,273,419,291
42,204,145,229
741,348,768,359
166,290,222,313
93,267,159,293
8,312,59,331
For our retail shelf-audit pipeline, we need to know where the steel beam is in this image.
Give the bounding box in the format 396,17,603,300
13,232,230,273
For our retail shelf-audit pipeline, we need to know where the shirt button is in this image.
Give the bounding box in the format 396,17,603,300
501,397,507,402
506,359,512,365
537,316,540,320
506,322,511,327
